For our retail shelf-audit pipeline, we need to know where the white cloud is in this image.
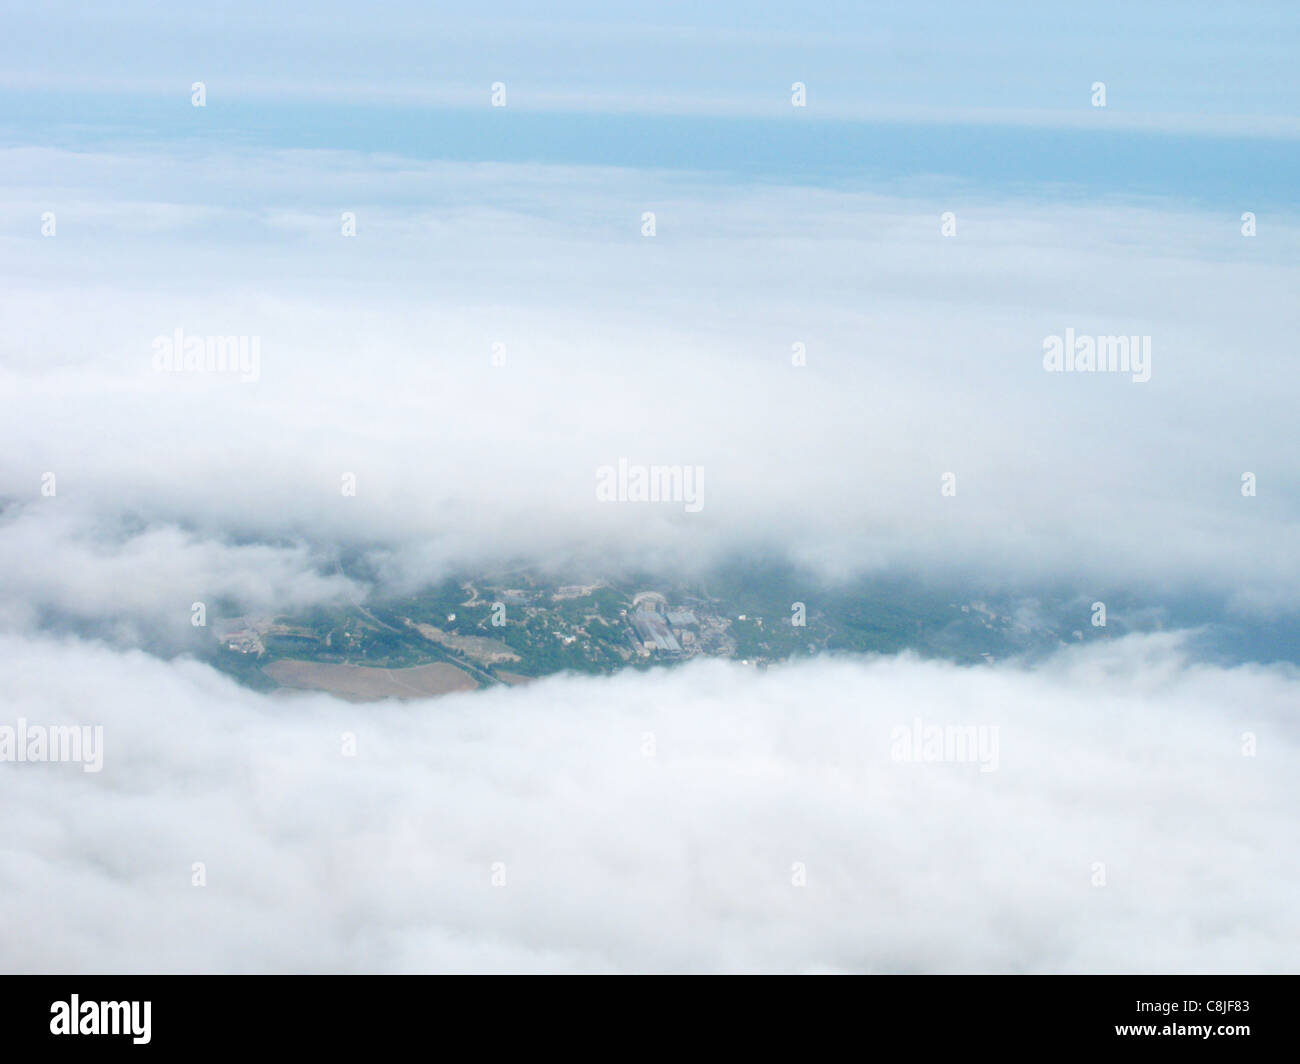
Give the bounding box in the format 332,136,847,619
0,632,1294,972
1,146,1298,621
0,503,359,642
5,8,1297,981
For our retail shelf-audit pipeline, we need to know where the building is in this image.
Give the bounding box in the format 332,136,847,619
630,605,681,653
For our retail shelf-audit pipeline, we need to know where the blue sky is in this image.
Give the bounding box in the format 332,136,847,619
3,1,1299,206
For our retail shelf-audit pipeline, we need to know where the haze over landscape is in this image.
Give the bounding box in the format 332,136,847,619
2,1,1298,973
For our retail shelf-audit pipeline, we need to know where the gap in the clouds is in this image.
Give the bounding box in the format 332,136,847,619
13,523,1294,702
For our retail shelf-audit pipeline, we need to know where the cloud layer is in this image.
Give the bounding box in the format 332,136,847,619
3,145,1299,630
3,119,1297,974
5,1,1298,134
1,632,1295,973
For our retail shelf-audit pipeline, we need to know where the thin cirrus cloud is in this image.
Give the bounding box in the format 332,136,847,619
2,1,1298,133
